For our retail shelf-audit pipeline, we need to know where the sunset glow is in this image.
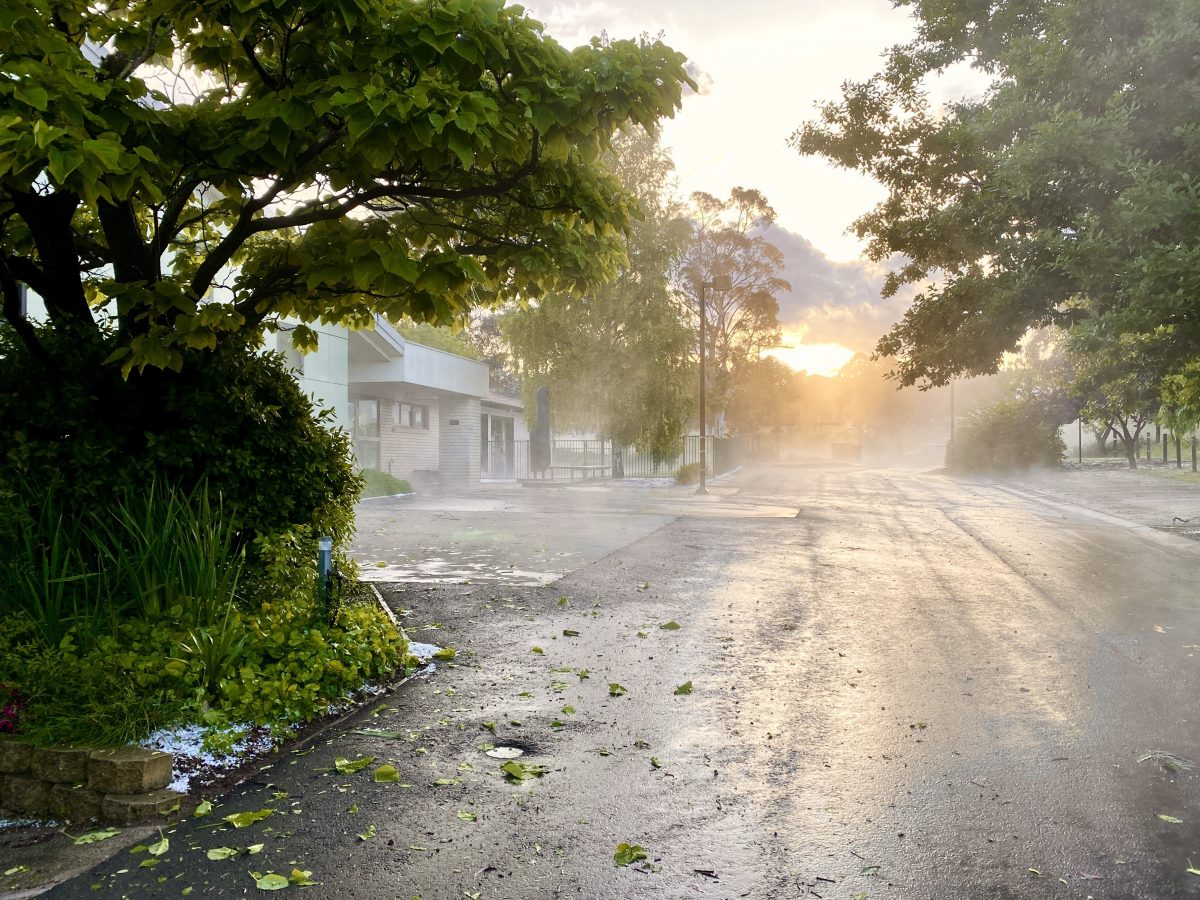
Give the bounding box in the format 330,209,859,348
762,341,857,377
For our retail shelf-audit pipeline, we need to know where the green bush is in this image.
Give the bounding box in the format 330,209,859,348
360,469,414,498
946,398,1067,473
0,325,362,552
675,462,703,484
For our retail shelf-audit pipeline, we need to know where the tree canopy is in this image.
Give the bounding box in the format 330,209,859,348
677,188,787,425
502,129,694,457
794,0,1200,388
1,0,693,374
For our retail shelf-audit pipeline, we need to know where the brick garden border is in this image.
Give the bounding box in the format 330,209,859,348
0,741,185,825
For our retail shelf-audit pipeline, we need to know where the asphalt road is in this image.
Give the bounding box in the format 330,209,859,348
40,463,1200,899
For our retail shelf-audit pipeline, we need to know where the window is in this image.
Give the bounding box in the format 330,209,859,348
392,402,429,430
350,399,381,469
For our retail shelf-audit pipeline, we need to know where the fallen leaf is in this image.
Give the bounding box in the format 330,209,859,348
614,843,648,867
138,858,159,869
457,811,477,822
223,809,274,829
531,647,544,655
289,869,318,886
3,866,29,877
194,800,213,818
650,757,662,769
72,828,121,845
148,836,169,857
1158,814,1184,824
357,824,377,841
500,760,548,783
433,647,456,660
254,873,289,891
561,705,575,715
563,629,580,637
659,621,681,631
246,844,265,855
432,777,461,786
207,848,238,861
608,683,627,697
860,865,880,876
674,681,693,696
347,729,404,738
374,765,401,783
334,756,376,775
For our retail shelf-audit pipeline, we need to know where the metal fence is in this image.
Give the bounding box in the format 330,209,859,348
482,433,779,481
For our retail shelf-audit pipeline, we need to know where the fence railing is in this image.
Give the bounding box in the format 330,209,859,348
481,433,779,481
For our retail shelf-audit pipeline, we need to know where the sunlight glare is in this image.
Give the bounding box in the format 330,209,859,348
762,342,856,377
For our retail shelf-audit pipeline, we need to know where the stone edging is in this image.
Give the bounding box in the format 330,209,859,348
0,741,185,825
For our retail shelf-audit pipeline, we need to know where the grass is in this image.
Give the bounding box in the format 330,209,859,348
360,469,413,498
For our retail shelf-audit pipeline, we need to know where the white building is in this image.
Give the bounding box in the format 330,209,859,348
278,316,526,489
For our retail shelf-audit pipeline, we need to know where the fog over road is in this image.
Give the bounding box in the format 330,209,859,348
48,464,1200,899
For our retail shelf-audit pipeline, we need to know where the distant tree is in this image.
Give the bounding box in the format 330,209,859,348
794,0,1200,388
465,308,521,395
677,189,789,431
1070,331,1167,468
726,357,805,433
389,320,480,359
503,129,693,460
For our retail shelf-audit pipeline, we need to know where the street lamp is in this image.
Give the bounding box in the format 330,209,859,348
697,273,732,494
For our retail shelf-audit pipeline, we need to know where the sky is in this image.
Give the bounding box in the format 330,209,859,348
522,0,983,374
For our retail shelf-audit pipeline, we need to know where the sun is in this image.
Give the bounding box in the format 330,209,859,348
761,341,857,377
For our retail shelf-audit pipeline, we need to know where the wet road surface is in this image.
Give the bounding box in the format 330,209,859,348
41,464,1200,899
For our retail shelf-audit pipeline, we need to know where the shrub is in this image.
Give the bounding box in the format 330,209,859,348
675,462,703,484
361,470,414,498
946,398,1067,473
0,325,362,553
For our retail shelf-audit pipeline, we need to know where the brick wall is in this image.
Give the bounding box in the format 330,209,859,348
379,399,439,480
438,396,481,486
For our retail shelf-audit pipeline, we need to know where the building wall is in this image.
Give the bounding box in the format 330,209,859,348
281,323,349,430
378,395,440,479
438,396,482,486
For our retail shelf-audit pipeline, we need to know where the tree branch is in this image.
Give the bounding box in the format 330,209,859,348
0,253,57,373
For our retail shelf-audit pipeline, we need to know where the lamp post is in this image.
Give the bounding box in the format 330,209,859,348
697,274,732,494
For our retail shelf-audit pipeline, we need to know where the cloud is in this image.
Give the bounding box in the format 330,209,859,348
683,60,714,96
757,224,911,352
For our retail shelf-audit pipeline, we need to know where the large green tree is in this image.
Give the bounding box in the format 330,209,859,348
502,129,694,459
0,0,691,518
794,0,1200,388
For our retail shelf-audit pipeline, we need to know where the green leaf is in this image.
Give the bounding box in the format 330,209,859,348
347,729,404,738
246,844,265,855
432,777,461,785
72,828,121,845
456,811,477,822
148,836,169,856
562,629,580,637
207,847,238,861
223,809,274,828
650,757,662,769
255,873,290,891
289,868,318,886
433,647,456,660
357,824,377,841
674,681,693,695
1158,814,1184,824
659,621,681,631
335,756,376,774
194,800,213,817
614,843,648,867
138,858,159,868
860,865,881,876
531,646,544,655
561,705,575,714
608,683,627,697
500,760,548,783
374,765,401,783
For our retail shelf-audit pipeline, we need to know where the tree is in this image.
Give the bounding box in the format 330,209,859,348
677,188,788,431
1070,331,1166,468
726,357,805,434
794,0,1200,388
502,129,694,460
0,0,692,519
